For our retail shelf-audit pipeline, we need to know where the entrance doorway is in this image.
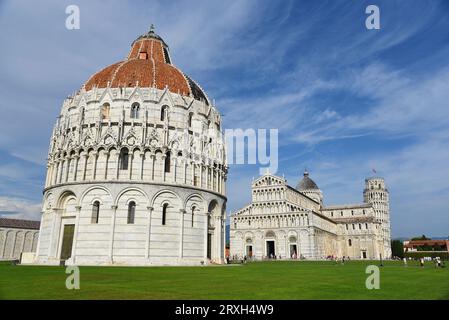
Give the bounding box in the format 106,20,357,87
361,250,367,259
246,245,253,257
290,244,297,258
207,233,212,259
266,241,275,258
60,224,75,261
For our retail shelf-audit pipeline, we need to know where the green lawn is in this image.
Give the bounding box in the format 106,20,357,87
0,260,448,299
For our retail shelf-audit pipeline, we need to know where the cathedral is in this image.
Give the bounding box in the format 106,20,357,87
33,27,227,266
230,171,391,260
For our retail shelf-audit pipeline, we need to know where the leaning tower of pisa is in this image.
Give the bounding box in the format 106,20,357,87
363,177,391,258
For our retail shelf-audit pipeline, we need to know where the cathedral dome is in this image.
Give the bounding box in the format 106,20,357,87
296,170,319,191
83,26,210,105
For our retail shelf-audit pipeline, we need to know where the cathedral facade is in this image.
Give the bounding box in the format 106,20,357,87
34,28,227,266
230,171,391,260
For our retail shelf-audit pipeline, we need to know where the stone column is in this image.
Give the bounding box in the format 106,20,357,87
58,159,65,184
140,152,145,180
52,160,59,185
151,154,155,181
34,211,45,259
52,160,58,185
222,216,227,263
173,158,177,183
129,152,134,180
179,209,186,259
145,206,153,260
214,216,222,263
81,154,88,181
45,163,51,187
285,235,288,259
183,161,187,184
73,155,80,181
65,157,71,182
223,176,227,196
109,205,118,263
104,151,110,180
162,154,167,182
115,155,120,180
204,212,210,261
71,205,81,264
48,208,61,258
92,151,98,180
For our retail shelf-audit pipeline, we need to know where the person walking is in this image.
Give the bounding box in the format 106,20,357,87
420,257,424,267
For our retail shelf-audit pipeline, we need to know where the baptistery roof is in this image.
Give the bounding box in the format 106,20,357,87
83,26,210,105
296,170,319,191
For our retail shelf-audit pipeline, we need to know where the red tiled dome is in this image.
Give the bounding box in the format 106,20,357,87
84,27,210,105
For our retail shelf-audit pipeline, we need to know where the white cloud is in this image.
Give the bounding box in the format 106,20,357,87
294,63,449,144
0,196,41,221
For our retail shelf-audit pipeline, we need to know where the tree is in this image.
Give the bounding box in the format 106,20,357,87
411,234,430,241
391,239,404,258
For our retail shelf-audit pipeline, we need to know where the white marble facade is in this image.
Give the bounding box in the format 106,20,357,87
34,28,227,266
230,172,391,260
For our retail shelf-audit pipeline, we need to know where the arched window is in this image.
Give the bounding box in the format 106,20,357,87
162,203,168,225
188,112,193,128
120,148,129,170
91,201,100,223
161,105,168,121
127,201,136,224
130,103,140,119
191,206,196,227
348,239,352,247
164,152,171,173
101,103,110,120
80,107,85,122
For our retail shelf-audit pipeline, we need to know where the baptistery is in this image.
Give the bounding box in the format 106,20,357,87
34,27,227,266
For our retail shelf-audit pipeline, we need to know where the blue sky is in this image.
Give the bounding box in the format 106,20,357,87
0,0,449,238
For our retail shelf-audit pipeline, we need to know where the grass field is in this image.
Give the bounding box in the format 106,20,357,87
0,260,448,300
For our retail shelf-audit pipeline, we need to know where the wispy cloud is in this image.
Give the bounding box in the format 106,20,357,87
0,196,41,220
